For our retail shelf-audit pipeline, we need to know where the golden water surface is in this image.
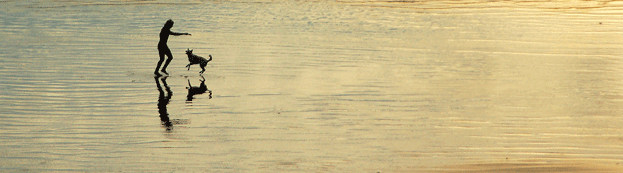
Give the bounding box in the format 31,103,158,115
2,0,623,172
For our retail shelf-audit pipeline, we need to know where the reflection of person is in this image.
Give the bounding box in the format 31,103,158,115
155,76,173,130
154,19,191,76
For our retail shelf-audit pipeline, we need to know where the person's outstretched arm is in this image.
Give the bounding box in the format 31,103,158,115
170,31,191,36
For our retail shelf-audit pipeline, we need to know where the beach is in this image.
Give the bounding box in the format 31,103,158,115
2,0,623,172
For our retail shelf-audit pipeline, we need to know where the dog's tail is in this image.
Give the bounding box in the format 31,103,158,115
207,55,212,62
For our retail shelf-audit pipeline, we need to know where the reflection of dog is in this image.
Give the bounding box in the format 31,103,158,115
185,49,212,74
186,76,212,102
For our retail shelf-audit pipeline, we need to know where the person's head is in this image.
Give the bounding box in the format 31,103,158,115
164,19,174,28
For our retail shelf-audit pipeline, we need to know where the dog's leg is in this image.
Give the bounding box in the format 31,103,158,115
200,66,206,74
186,64,191,70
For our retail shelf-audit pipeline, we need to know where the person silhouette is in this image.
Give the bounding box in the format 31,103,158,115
154,19,191,76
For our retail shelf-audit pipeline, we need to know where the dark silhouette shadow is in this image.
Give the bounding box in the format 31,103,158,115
185,49,212,74
155,76,173,131
154,19,191,76
186,75,212,102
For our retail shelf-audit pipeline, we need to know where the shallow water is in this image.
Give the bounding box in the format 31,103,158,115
3,0,623,172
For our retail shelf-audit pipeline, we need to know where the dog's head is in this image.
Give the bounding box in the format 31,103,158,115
185,48,193,55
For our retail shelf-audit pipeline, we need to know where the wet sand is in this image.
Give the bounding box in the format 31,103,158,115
2,0,623,172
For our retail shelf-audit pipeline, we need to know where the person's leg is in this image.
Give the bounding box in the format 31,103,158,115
155,51,165,75
160,46,173,74
161,51,173,74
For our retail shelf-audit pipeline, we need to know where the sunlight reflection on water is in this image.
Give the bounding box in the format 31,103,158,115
2,0,623,172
